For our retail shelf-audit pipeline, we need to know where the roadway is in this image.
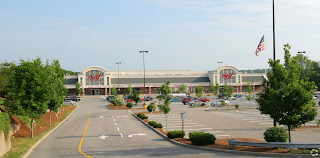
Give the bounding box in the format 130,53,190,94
28,96,263,158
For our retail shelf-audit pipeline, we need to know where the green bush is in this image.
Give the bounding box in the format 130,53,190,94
316,119,320,126
264,127,288,142
136,113,148,119
0,113,10,138
157,105,164,111
167,130,185,139
148,121,157,126
235,104,239,109
111,96,125,106
126,102,133,108
147,102,156,112
201,103,206,106
153,123,163,128
189,131,216,146
318,101,320,106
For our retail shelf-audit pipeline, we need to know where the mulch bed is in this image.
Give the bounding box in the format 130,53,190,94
12,105,76,138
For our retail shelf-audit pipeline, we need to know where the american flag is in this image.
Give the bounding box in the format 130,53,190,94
255,35,265,56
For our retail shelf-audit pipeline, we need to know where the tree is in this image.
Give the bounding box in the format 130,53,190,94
209,83,214,94
47,60,67,125
293,53,312,80
158,80,172,132
247,81,253,107
180,84,186,93
127,84,133,95
213,83,220,95
309,61,320,91
111,86,117,95
195,86,204,98
0,62,15,98
4,58,53,138
223,84,233,99
112,96,125,106
75,82,83,96
258,44,317,143
130,90,141,106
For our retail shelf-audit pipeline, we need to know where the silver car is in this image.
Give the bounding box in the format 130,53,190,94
187,100,204,106
211,100,230,107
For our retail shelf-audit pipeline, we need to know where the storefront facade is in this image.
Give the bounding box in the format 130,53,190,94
64,65,266,96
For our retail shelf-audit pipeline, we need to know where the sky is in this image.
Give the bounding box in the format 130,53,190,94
1,0,320,72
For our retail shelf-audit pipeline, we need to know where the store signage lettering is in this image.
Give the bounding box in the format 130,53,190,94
88,74,101,82
222,73,233,80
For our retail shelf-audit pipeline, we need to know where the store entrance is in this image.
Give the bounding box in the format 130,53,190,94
91,89,99,95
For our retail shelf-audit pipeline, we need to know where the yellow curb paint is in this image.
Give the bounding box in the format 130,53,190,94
79,117,92,158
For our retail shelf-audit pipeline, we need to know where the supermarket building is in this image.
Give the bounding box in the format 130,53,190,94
64,65,266,96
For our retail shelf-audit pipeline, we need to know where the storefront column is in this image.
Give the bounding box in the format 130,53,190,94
240,84,242,93
253,84,255,92
149,87,151,94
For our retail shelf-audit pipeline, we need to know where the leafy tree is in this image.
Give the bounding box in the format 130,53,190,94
47,60,67,125
209,83,214,94
213,83,220,95
223,84,233,99
0,62,15,98
293,53,312,80
180,84,186,93
195,86,204,98
258,44,317,143
246,81,253,107
111,86,117,95
246,95,253,108
4,58,53,138
129,90,141,106
309,61,320,91
127,84,133,95
75,82,83,95
158,80,172,132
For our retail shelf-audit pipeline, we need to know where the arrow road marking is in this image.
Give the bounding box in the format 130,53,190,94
99,135,108,140
128,133,146,138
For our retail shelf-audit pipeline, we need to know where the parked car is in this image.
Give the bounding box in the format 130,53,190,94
218,94,227,99
65,96,78,102
145,96,153,101
106,95,115,101
182,97,192,105
199,97,210,102
186,100,203,106
313,94,318,100
64,99,75,105
211,100,230,107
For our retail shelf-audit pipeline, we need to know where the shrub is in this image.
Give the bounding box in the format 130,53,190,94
167,130,185,139
318,100,320,106
148,121,157,126
112,96,125,106
221,101,226,106
264,127,288,142
316,119,320,126
153,123,163,128
201,103,206,106
136,113,148,119
189,131,216,146
126,102,133,108
235,104,239,109
147,102,156,112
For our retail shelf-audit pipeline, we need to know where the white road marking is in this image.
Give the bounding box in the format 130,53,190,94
168,128,212,131
117,116,128,118
115,122,117,126
117,127,120,131
128,110,131,112
167,125,205,128
113,119,116,122
99,135,108,139
128,133,146,137
120,133,123,137
99,116,104,118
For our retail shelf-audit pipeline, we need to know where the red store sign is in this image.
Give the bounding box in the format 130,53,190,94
88,74,101,82
222,73,233,80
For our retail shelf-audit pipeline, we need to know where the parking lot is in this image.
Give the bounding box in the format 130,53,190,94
145,95,320,143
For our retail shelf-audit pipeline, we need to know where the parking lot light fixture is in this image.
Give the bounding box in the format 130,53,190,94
140,51,148,106
116,62,121,94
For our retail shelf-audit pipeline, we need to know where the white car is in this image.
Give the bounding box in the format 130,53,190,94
211,100,229,107
187,100,204,106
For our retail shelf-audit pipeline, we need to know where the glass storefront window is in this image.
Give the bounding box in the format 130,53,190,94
85,70,104,86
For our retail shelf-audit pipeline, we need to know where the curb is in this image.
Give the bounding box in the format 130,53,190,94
22,105,79,158
132,113,312,158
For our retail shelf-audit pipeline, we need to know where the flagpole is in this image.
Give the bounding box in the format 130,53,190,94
264,33,267,76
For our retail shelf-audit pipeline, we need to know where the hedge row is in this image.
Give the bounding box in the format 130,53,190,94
167,130,185,139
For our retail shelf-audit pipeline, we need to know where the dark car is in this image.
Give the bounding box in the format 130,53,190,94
106,95,115,101
145,96,153,101
218,94,227,99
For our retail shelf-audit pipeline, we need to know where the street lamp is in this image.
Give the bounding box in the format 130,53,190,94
217,62,223,69
116,62,121,94
297,51,306,79
140,51,148,106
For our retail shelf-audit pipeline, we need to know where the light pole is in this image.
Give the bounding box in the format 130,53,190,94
116,62,121,94
217,62,222,69
140,51,148,106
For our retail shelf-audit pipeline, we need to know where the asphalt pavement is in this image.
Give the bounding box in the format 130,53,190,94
27,96,266,158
